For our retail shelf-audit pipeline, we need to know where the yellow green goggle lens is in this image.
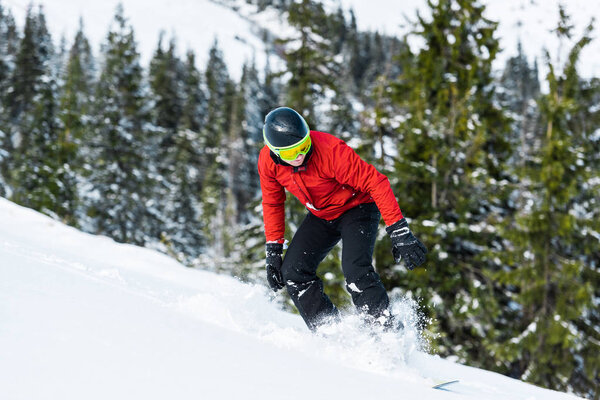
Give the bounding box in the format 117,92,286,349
269,134,312,161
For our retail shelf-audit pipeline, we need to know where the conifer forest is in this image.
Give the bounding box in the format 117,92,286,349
0,0,598,397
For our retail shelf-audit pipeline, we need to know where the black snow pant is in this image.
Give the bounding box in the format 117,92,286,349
281,202,389,331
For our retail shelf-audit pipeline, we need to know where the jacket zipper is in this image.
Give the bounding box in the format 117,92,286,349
292,173,320,211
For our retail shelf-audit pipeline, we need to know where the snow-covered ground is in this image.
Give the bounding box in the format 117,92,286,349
5,0,599,79
0,197,584,399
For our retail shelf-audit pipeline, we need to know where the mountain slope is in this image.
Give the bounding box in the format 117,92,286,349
5,0,272,79
6,0,599,79
0,197,583,400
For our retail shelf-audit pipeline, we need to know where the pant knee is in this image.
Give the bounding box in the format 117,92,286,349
281,258,317,285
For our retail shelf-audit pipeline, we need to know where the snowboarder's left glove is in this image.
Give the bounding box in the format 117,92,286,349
386,218,427,270
265,243,285,292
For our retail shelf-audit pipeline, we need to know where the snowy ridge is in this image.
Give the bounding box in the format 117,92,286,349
6,0,270,79
0,197,583,400
6,0,599,80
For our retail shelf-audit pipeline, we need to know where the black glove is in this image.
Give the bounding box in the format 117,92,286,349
386,218,427,270
266,243,284,291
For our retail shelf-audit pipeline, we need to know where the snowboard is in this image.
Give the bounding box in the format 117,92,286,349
432,380,460,391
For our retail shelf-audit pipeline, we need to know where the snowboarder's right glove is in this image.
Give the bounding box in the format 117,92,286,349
265,243,285,292
386,218,427,270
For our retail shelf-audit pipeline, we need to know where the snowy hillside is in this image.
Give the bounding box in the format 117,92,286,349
6,0,599,79
0,197,584,400
5,0,274,79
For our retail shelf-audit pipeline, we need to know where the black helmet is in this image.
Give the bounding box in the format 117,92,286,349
263,107,309,149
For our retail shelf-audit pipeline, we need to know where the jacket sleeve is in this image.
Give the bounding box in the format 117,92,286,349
257,148,286,242
329,140,403,226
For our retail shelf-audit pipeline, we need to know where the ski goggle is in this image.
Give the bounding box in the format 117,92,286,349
266,134,312,161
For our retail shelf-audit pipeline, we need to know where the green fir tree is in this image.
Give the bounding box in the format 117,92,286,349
180,50,207,134
57,19,95,224
0,2,18,194
148,35,208,261
86,4,159,245
277,0,338,124
388,0,512,364
494,11,599,397
199,39,235,265
8,6,78,223
149,33,184,138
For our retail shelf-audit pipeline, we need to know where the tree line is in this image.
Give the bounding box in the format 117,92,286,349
0,0,598,397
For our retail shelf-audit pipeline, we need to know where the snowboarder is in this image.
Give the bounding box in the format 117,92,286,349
258,107,427,331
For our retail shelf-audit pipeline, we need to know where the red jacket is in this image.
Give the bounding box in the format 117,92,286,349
258,131,403,242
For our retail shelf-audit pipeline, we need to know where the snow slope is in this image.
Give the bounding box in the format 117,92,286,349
0,197,584,400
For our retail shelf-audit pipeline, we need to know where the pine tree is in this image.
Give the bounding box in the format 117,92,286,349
494,11,599,396
0,2,18,195
498,42,541,169
199,39,235,263
149,33,184,138
150,44,206,262
180,50,207,131
356,33,408,167
258,53,282,117
7,5,50,125
0,3,17,97
10,64,63,218
576,74,600,398
277,0,339,124
345,9,363,89
7,6,77,222
363,33,403,93
324,5,348,55
86,4,158,245
388,0,512,364
325,23,360,141
232,60,263,224
57,19,95,225
572,71,600,400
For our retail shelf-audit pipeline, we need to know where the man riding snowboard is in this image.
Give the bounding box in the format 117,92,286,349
258,107,427,331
